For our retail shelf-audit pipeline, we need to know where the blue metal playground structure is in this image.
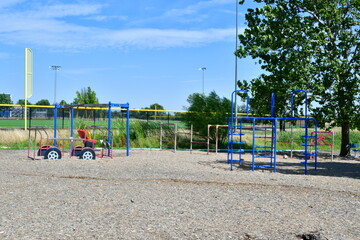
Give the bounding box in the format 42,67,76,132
28,102,130,160
54,102,131,157
227,90,318,174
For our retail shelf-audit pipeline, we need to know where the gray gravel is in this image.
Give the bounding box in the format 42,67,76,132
0,149,359,239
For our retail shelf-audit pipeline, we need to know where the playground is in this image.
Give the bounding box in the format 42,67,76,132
0,89,359,239
0,149,359,239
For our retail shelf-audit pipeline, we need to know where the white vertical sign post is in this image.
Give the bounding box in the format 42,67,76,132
24,48,33,130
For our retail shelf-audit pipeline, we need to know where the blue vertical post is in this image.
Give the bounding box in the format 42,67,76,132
239,118,243,164
70,107,75,153
314,120,318,170
271,93,275,117
53,104,58,146
252,118,256,171
273,118,277,172
70,107,75,138
304,119,309,175
108,102,112,157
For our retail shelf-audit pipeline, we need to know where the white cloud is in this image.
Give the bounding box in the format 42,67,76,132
0,0,24,8
103,28,236,49
34,4,104,18
0,1,239,50
164,0,233,17
84,15,128,22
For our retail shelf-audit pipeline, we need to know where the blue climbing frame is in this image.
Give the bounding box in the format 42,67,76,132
53,102,130,157
227,90,318,174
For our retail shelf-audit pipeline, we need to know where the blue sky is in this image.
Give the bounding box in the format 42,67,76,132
0,0,262,110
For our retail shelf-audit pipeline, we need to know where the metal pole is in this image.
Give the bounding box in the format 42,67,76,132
50,66,61,104
234,0,239,118
199,67,206,94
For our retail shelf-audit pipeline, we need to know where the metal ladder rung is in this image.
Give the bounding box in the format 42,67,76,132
229,142,245,145
228,150,245,153
301,144,316,147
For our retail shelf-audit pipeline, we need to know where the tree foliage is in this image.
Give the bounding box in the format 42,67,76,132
131,103,166,120
16,99,31,105
0,93,12,111
183,91,231,143
236,0,360,156
35,99,50,105
73,87,99,105
59,100,67,106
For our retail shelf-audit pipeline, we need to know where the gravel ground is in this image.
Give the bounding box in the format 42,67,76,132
0,149,359,240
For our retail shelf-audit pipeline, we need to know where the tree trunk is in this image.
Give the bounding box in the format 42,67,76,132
279,120,286,131
339,121,350,157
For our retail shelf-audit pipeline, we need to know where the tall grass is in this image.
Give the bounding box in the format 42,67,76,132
0,122,359,152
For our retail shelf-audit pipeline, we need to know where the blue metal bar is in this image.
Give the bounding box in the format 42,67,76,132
70,107,75,153
273,119,277,172
53,104,58,146
252,118,256,171
271,93,275,117
70,107,74,138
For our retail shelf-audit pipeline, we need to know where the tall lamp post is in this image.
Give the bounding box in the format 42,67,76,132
235,0,239,92
199,67,206,94
50,66,61,104
234,0,239,118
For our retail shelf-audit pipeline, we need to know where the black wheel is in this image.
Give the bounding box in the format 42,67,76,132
44,148,62,159
79,148,96,160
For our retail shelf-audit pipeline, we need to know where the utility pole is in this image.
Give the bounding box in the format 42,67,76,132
50,66,61,104
199,67,206,94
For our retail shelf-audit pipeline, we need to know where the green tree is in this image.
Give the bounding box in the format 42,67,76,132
183,91,231,143
149,103,165,118
73,87,99,104
236,0,360,156
35,99,50,105
0,93,12,111
132,103,166,120
59,100,67,105
17,99,31,105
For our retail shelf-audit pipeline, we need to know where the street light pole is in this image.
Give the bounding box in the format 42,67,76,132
50,66,61,104
234,0,239,118
199,67,206,94
235,0,239,93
